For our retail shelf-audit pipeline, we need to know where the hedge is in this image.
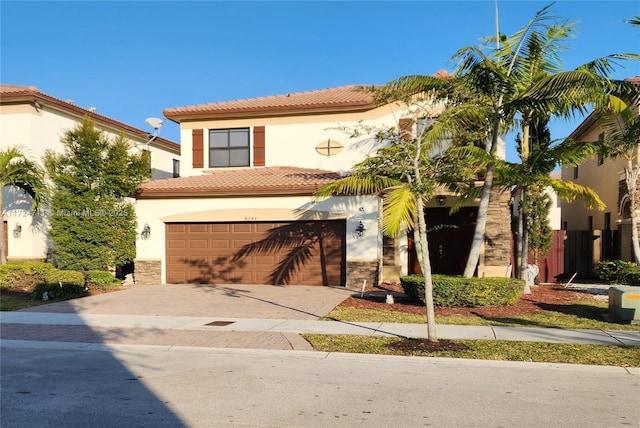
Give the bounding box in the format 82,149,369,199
32,269,87,300
0,261,55,289
595,260,640,285
85,270,120,288
400,274,523,307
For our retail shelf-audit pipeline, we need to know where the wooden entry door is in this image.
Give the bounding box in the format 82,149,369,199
409,207,477,276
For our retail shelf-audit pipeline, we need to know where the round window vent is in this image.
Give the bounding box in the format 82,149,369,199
315,138,344,157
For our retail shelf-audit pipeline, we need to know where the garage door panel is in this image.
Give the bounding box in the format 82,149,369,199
188,224,207,233
166,220,345,285
232,223,252,233
210,239,231,249
209,224,230,232
167,239,186,249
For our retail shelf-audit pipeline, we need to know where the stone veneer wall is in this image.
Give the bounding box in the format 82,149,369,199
134,259,162,285
484,188,512,267
346,260,379,289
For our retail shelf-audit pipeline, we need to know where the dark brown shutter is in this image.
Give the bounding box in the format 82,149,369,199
399,118,412,140
192,129,203,168
253,126,265,166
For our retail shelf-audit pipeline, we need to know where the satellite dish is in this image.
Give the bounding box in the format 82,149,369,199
145,117,164,130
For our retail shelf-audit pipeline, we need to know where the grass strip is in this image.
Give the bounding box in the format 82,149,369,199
303,334,640,367
324,301,640,331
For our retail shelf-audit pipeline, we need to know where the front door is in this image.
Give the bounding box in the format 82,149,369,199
408,207,477,276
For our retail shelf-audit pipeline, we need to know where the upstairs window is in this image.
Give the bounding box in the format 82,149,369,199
209,128,250,168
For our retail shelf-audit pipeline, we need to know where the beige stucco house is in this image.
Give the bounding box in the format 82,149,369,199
0,84,181,262
560,77,640,275
134,83,512,287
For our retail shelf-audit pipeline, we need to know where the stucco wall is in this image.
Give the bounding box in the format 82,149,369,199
1,101,180,260
134,195,380,284
560,122,631,231
177,104,412,177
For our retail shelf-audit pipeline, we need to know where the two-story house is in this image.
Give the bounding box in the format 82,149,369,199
560,76,640,277
0,84,181,262
134,85,511,286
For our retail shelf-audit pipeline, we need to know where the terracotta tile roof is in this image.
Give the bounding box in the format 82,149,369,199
163,85,380,121
624,76,640,84
136,166,341,198
0,84,179,154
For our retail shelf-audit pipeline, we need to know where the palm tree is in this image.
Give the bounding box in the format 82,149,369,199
384,4,638,278
0,146,47,264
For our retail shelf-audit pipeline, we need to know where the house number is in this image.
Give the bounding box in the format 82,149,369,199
245,216,257,221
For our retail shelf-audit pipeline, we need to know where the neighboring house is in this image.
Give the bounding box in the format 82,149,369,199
134,84,511,286
0,84,181,262
560,77,640,277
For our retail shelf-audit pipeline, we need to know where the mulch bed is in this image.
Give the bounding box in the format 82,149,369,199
344,282,604,352
341,282,601,318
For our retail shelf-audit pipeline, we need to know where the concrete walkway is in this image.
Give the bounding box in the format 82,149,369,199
1,283,639,351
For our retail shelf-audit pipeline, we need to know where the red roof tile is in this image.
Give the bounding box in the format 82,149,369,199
163,85,380,121
0,84,179,154
136,166,341,198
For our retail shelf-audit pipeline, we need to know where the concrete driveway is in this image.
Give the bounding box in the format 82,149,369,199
18,283,354,320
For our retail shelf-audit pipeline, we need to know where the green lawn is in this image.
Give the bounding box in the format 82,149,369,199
324,299,640,331
303,334,640,367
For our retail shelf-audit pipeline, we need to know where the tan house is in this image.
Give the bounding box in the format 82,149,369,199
0,84,181,262
134,84,511,286
560,77,640,276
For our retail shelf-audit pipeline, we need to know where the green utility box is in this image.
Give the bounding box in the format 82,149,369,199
608,286,640,325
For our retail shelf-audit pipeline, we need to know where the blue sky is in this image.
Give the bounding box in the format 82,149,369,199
2,1,639,162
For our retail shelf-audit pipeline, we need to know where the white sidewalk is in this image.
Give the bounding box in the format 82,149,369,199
2,311,639,346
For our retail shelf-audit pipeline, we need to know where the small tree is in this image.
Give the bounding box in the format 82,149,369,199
0,146,47,264
44,116,150,270
524,185,553,282
316,98,486,343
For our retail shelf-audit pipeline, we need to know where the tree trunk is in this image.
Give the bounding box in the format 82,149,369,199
520,190,532,294
0,192,6,265
625,162,640,264
463,162,494,277
415,197,437,342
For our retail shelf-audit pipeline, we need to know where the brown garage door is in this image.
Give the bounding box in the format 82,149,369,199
166,220,346,285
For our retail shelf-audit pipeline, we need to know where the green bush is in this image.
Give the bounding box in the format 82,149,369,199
399,274,523,307
32,282,87,301
85,270,120,288
595,260,640,284
32,269,86,300
43,269,85,286
0,262,55,289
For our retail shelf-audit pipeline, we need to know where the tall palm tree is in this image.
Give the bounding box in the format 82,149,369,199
0,146,47,264
384,4,638,278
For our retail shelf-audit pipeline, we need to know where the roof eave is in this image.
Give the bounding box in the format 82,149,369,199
1,92,181,154
135,187,326,199
163,103,376,123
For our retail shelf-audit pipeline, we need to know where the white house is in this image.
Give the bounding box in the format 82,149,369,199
0,84,181,262
134,83,512,286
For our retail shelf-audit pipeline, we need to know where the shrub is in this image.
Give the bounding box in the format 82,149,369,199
595,260,639,284
85,270,120,288
399,275,523,307
32,282,87,301
0,262,55,289
32,269,86,300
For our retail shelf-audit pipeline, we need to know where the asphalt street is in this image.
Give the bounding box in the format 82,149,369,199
2,343,639,428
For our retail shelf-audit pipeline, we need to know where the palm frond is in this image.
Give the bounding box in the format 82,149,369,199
382,186,417,236
551,179,605,210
